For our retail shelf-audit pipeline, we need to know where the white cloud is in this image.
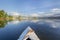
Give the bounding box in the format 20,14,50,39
30,13,40,17
8,8,60,17
34,8,60,17
51,8,60,13
8,12,30,17
8,12,20,16
38,8,60,17
49,8,60,17
12,12,20,16
9,12,26,16
38,12,45,14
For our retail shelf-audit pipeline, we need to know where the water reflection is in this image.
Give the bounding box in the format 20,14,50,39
8,20,20,24
35,19,60,28
0,19,60,40
0,20,7,28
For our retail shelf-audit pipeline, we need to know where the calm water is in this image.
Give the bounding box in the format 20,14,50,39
0,19,60,40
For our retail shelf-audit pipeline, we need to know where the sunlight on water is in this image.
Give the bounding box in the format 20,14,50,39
8,21,20,24
51,22,60,28
12,21,20,24
52,25,56,28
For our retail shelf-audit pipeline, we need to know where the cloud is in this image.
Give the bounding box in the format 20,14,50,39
30,13,40,17
51,8,60,13
9,12,20,16
31,8,60,17
8,8,60,17
40,8,60,16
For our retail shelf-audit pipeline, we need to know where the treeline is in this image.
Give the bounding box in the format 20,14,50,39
0,10,13,28
38,16,60,19
0,10,13,21
0,10,8,19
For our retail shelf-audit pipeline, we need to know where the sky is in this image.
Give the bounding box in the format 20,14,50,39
0,0,60,16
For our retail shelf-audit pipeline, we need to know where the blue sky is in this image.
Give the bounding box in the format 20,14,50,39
0,0,60,15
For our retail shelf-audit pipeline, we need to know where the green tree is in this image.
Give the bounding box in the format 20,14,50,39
0,10,8,18
0,10,8,20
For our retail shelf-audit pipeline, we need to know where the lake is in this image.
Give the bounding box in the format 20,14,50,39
0,19,60,40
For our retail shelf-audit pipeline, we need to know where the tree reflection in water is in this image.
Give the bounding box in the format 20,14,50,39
0,20,7,28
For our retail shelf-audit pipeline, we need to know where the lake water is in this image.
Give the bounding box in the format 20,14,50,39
0,19,60,40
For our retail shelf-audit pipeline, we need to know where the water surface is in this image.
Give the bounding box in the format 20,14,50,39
0,19,60,40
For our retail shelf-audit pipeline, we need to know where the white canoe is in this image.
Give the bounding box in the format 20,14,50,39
18,26,40,40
